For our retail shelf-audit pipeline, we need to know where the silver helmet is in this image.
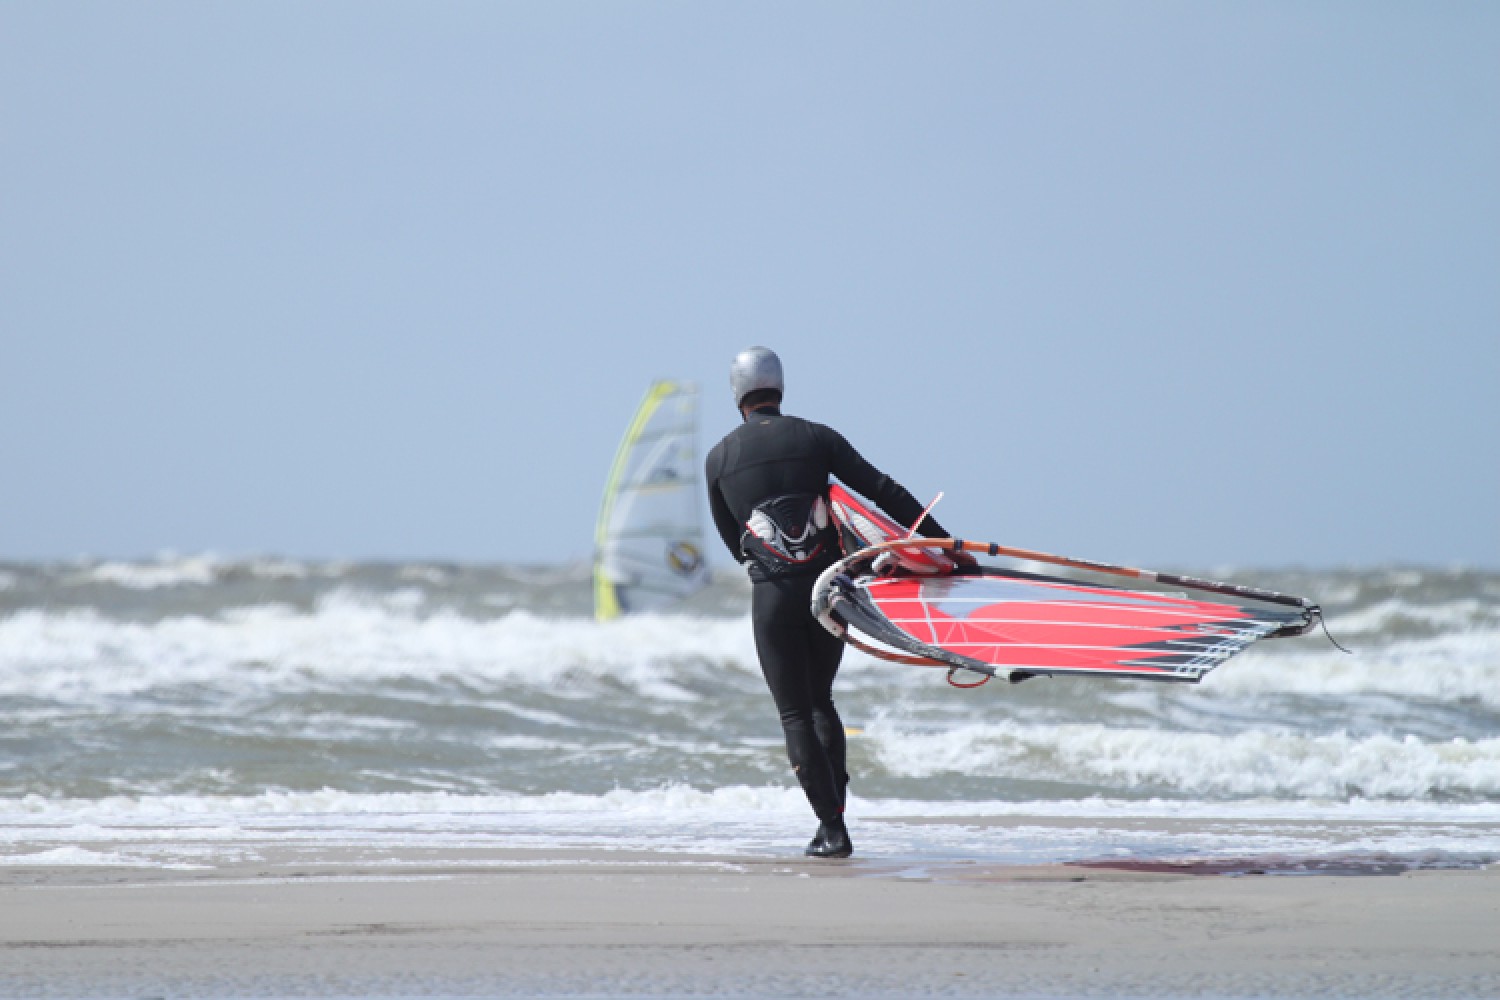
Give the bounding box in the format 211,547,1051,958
729,346,784,409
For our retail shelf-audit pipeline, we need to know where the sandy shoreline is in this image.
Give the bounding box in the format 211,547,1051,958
3,822,1498,999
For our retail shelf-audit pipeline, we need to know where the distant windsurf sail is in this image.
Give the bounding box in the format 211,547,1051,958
594,381,709,621
816,489,1321,684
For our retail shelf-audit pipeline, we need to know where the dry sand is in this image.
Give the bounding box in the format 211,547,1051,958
2,833,1497,998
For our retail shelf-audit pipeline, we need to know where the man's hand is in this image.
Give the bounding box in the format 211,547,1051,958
949,548,978,569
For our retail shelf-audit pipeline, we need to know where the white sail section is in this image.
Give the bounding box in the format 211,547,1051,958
594,381,709,620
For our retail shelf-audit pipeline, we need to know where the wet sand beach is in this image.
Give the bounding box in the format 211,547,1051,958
3,826,1497,999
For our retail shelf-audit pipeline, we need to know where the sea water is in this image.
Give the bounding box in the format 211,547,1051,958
1,558,1497,871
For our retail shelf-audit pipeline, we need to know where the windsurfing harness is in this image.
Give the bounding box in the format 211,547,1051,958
740,493,838,580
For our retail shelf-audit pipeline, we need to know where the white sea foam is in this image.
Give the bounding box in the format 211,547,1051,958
244,558,312,580
0,846,138,866
58,555,360,588
6,786,1500,828
1,788,1495,870
1329,597,1498,635
1209,628,1500,706
866,720,1500,800
397,565,452,585
9,598,1490,704
0,604,760,701
73,554,223,589
0,785,805,824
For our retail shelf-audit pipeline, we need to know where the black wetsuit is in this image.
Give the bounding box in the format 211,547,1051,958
705,405,948,822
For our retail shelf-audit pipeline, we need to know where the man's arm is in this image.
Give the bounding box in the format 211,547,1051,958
705,452,746,562
819,424,950,538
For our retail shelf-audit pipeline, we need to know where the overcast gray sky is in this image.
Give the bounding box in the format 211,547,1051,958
3,3,1496,569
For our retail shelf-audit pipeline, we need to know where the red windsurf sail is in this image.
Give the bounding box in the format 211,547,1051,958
827,483,953,575
830,568,1307,682
816,484,1318,683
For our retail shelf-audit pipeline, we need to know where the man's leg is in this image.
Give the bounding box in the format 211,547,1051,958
806,612,848,810
750,579,843,823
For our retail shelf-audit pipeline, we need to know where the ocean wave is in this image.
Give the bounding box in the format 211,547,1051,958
3,595,1496,707
1326,597,1499,636
54,554,352,590
72,555,223,589
4,567,1497,812
0,784,813,826
0,845,144,866
0,603,761,702
866,720,1500,801
5,785,1499,827
1209,629,1500,707
3,785,1497,874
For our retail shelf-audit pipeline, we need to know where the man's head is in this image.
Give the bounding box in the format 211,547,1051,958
730,346,784,416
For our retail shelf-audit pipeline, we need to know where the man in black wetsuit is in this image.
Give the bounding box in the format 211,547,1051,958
705,346,956,858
